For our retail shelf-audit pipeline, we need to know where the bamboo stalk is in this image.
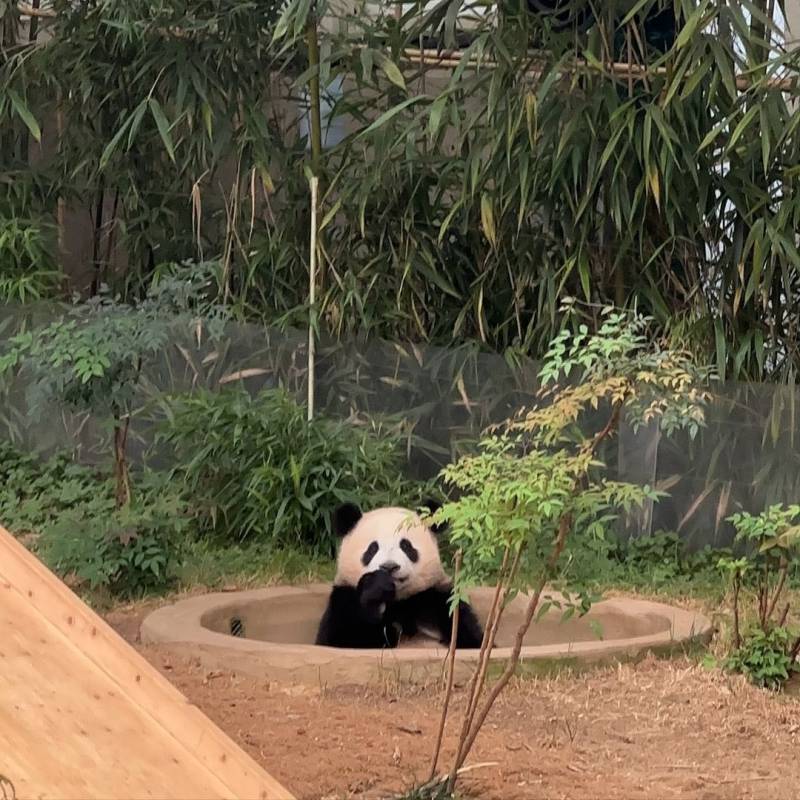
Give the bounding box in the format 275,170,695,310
732,573,741,651
307,175,319,422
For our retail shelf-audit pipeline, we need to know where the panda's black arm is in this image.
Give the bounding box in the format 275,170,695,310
409,587,483,649
314,583,400,648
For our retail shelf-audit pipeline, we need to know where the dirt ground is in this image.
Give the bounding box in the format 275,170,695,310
107,605,800,800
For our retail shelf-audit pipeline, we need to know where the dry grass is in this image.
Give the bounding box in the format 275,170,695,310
117,633,800,800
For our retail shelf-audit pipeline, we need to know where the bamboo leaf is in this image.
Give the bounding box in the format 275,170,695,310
647,164,660,210
356,96,427,139
726,106,759,154
99,115,134,169
126,99,149,149
715,319,727,383
480,193,496,248
149,98,175,162
318,198,343,232
760,104,770,173
377,55,406,92
578,251,591,302
8,90,41,142
428,95,448,141
675,2,707,49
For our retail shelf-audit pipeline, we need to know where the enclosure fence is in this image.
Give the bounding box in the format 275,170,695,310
2,303,798,550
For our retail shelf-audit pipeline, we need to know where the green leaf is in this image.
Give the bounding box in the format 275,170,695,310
578,251,591,302
714,318,727,383
726,106,759,154
127,100,149,149
588,619,604,640
149,99,175,162
100,116,133,169
360,48,374,81
356,96,427,139
377,56,406,92
675,2,707,49
428,95,448,141
8,90,41,142
759,104,770,173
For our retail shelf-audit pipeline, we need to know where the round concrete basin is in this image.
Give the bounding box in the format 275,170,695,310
140,584,712,686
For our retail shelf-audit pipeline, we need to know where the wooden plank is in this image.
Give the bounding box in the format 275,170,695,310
0,525,294,800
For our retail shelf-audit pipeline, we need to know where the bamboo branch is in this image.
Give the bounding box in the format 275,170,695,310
11,3,799,93
16,2,56,18
401,47,798,92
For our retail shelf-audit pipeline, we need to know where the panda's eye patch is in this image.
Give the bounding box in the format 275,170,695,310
361,541,379,566
399,538,419,563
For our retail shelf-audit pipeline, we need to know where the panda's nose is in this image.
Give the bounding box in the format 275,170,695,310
380,561,401,575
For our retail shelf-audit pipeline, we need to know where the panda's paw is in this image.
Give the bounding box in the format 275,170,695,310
357,570,396,619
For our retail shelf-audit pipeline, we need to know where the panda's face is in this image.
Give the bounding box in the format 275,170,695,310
333,504,448,599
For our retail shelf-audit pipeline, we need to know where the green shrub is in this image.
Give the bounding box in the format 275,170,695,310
0,268,227,507
717,504,800,689
0,442,187,597
604,530,731,588
724,627,799,690
427,307,712,789
0,442,108,536
622,531,682,579
158,388,422,552
38,490,187,596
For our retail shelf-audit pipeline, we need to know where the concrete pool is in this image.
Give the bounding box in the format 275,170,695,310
141,584,713,686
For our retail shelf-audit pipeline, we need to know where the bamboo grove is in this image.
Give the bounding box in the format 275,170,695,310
2,0,800,382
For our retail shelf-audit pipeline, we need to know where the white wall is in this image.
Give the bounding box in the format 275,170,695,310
786,0,800,45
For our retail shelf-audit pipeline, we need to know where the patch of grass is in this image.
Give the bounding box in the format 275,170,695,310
393,782,458,800
175,539,334,590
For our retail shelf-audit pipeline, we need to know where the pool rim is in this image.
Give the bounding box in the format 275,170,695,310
140,583,713,664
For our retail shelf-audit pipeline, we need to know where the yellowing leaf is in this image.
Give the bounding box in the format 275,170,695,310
480,193,497,248
379,57,406,91
647,165,660,210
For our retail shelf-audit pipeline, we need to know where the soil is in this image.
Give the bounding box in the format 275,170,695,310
106,603,800,800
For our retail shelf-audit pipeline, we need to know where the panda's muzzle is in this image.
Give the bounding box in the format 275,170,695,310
380,561,401,575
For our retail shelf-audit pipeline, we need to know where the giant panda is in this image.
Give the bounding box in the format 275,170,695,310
315,501,484,649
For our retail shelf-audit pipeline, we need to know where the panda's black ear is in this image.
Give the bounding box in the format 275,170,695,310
421,498,447,536
333,502,362,537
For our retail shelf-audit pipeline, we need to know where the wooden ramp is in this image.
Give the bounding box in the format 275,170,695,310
0,525,294,800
